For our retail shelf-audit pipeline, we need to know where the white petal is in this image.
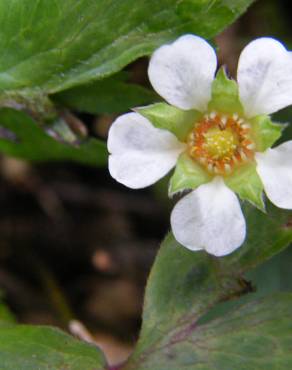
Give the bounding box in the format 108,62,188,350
238,37,292,117
108,112,185,189
255,141,292,209
170,177,246,256
148,34,217,111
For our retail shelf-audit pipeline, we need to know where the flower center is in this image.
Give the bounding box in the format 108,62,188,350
203,127,238,160
187,111,255,175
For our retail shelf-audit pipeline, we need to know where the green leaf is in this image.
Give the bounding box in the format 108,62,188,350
199,245,292,325
125,294,292,370
246,244,292,299
208,67,244,115
53,73,158,114
0,0,254,100
123,203,292,369
176,0,254,26
226,203,292,272
169,153,211,195
137,103,199,142
250,115,284,152
0,324,106,369
0,108,107,165
225,162,264,210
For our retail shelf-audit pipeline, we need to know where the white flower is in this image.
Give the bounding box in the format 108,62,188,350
108,35,292,257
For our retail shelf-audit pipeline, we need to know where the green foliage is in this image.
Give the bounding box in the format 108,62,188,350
0,0,254,163
0,294,104,369
0,108,107,165
53,73,157,114
247,245,292,297
125,294,292,370
0,324,106,370
0,0,254,100
177,0,255,25
200,245,292,324
0,2,276,369
123,204,292,369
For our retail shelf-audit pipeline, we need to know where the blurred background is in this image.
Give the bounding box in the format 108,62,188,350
1,0,292,366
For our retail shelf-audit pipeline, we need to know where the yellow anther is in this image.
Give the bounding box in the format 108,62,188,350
187,112,255,176
203,127,238,160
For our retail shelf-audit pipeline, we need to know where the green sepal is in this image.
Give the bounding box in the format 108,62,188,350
225,162,265,211
250,115,284,152
169,153,211,196
208,67,244,115
136,103,200,142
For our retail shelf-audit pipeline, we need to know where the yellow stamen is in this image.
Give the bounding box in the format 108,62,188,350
187,112,255,175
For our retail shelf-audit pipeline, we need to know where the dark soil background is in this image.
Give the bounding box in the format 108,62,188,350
0,0,291,365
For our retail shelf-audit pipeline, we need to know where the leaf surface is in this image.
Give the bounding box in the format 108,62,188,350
0,324,106,370
0,0,254,98
123,203,292,369
54,74,157,114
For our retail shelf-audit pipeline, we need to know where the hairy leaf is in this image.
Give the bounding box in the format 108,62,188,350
0,0,254,99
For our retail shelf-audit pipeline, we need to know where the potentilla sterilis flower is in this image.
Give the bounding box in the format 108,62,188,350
107,35,292,256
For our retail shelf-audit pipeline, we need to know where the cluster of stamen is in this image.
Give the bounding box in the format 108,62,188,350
187,111,255,175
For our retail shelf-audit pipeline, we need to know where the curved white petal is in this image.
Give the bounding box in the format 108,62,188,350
255,141,292,209
170,177,246,256
238,37,292,117
108,112,185,189
148,34,217,111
